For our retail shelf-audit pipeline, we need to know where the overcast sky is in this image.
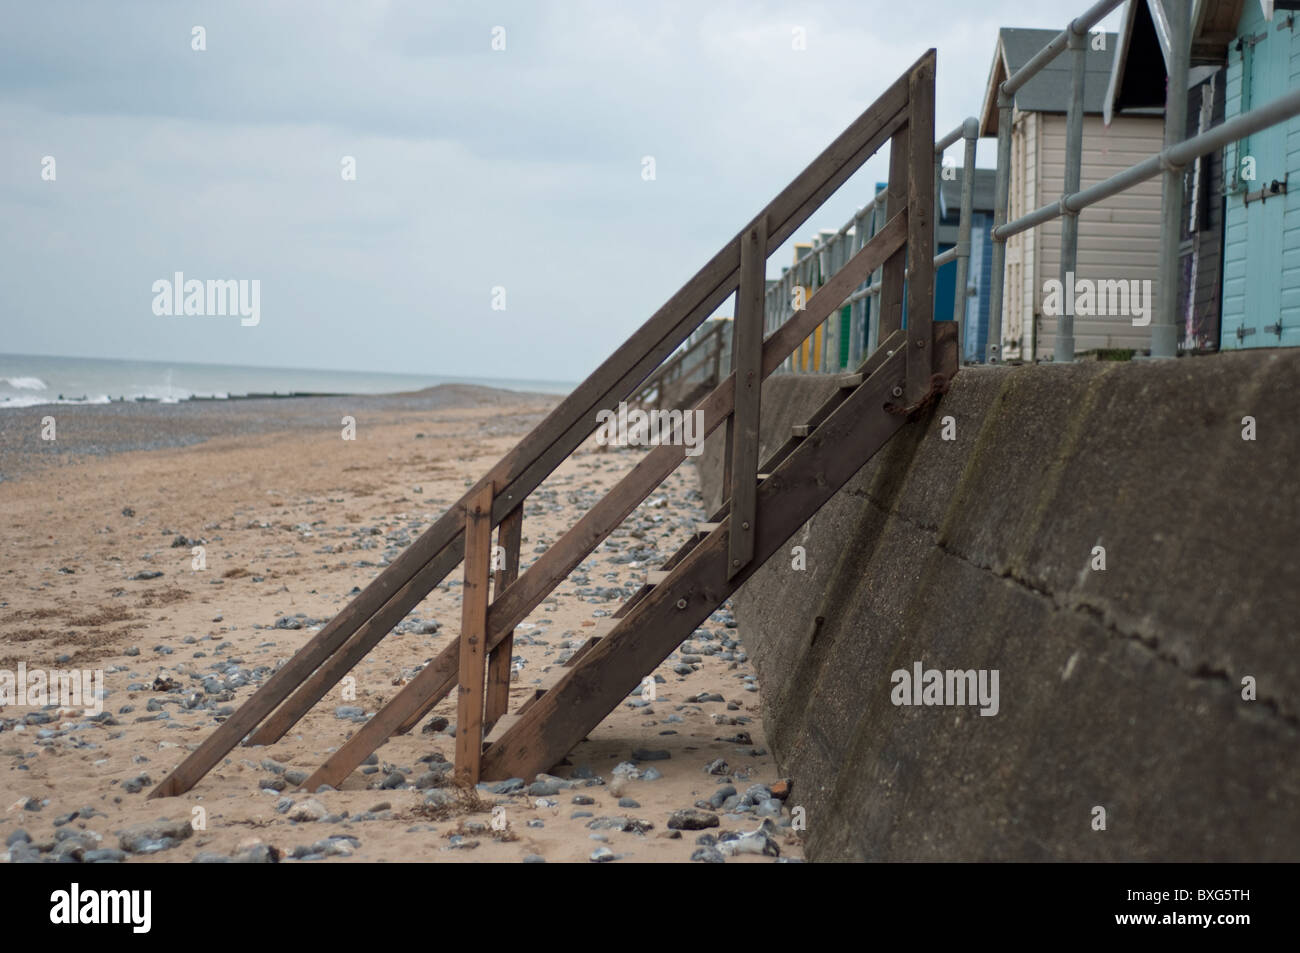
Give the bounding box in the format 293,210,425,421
0,0,1124,384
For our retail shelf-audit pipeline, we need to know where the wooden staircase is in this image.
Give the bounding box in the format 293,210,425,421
150,49,952,798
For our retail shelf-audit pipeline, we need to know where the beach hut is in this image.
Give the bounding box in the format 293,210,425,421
980,28,1167,360
1109,0,1300,350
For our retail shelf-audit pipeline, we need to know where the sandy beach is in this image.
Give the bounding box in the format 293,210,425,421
0,387,801,864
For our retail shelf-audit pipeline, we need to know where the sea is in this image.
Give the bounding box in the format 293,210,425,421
0,353,574,409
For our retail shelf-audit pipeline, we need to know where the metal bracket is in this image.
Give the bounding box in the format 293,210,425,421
1236,29,1269,50
884,373,949,417
1236,325,1257,341
1244,173,1288,206
1159,152,1188,173
1265,320,1285,338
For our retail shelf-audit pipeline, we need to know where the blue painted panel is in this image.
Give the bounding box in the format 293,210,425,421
934,242,956,325
1220,3,1300,348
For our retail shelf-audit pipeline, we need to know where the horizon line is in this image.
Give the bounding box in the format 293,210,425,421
0,349,577,389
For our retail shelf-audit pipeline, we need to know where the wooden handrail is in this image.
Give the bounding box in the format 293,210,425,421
151,49,930,800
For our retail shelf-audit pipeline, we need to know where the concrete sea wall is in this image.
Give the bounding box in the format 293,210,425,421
697,350,1300,861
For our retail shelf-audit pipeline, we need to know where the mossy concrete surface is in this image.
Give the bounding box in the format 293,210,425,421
698,350,1299,861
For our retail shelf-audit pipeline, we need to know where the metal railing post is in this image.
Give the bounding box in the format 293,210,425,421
780,271,793,373
1153,0,1191,359
867,190,886,355
1056,26,1088,363
952,117,979,362
825,234,840,370
848,208,867,367
987,87,1013,363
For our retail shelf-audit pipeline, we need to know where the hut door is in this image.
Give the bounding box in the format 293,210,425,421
1233,19,1294,347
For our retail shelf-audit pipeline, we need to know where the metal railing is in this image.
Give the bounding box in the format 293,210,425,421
776,0,1300,368
765,117,981,373
985,0,1300,362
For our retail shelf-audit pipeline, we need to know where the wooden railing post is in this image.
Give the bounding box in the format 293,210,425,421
905,53,937,403
485,504,522,728
455,483,494,784
728,215,766,577
879,135,910,339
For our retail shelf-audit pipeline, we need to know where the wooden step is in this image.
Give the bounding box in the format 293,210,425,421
484,712,521,748
566,633,605,666
515,688,546,717
495,633,607,734
615,572,668,619
517,665,574,717
663,526,713,568
791,424,812,438
836,372,864,389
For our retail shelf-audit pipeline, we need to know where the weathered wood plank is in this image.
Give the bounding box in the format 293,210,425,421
455,483,494,784
905,50,937,405
878,132,911,340
485,504,522,728
721,414,735,503
728,215,766,578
